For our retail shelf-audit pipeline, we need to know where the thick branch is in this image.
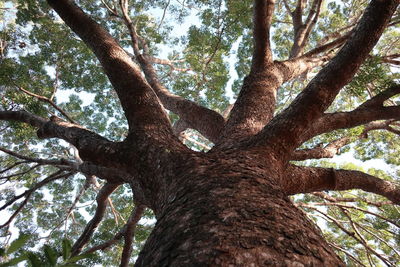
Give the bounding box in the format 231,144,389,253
71,182,120,256
290,0,323,58
0,110,46,128
219,33,348,145
283,165,400,204
46,0,173,136
291,136,350,161
76,162,129,184
119,0,224,143
304,85,400,141
216,66,283,147
217,34,349,147
251,0,275,69
253,0,399,155
0,111,119,166
273,32,351,83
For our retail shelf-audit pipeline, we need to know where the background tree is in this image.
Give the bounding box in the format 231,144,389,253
0,0,399,266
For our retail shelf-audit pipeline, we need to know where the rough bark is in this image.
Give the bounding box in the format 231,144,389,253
249,0,399,156
119,0,225,143
135,154,344,266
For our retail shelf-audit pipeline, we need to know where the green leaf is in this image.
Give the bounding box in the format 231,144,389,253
66,253,94,263
59,264,85,267
26,252,43,267
0,247,5,257
61,239,72,261
6,233,31,254
44,244,59,266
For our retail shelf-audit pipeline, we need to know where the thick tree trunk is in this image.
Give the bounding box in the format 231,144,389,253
135,154,344,266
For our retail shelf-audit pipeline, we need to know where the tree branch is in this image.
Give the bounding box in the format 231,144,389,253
0,146,73,166
118,0,225,143
302,204,394,266
46,0,174,138
83,204,145,255
252,0,399,155
14,84,75,123
251,0,275,70
291,136,351,161
217,34,348,148
0,170,72,229
291,119,399,161
0,110,119,166
120,204,145,267
0,110,46,128
304,84,400,141
289,0,323,58
283,165,400,205
71,182,121,256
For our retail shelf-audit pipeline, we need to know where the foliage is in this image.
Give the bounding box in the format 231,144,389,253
0,234,94,266
0,0,399,266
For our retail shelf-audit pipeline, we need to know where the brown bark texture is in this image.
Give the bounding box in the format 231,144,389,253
1,0,400,266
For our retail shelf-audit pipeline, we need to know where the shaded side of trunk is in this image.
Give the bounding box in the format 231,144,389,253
135,155,344,266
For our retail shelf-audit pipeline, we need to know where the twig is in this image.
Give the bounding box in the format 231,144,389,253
0,147,74,167
14,84,75,123
0,171,73,229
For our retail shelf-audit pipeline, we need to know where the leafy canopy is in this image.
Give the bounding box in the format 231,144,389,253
0,0,399,266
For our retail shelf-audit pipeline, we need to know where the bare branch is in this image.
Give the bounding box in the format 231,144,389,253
281,0,293,15
118,0,225,143
0,110,119,166
273,32,351,85
0,110,47,128
360,84,400,108
0,147,73,166
157,0,171,29
49,177,92,234
291,136,351,161
14,84,75,123
120,204,145,267
283,165,400,205
0,164,40,181
329,242,367,267
0,161,29,174
303,85,400,141
303,205,394,266
291,119,398,160
253,0,399,156
289,0,323,58
83,204,145,255
302,33,350,58
71,182,121,256
251,0,275,70
46,0,174,137
311,192,392,207
308,193,400,228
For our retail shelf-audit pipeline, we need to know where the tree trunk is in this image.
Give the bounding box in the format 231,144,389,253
135,153,344,266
